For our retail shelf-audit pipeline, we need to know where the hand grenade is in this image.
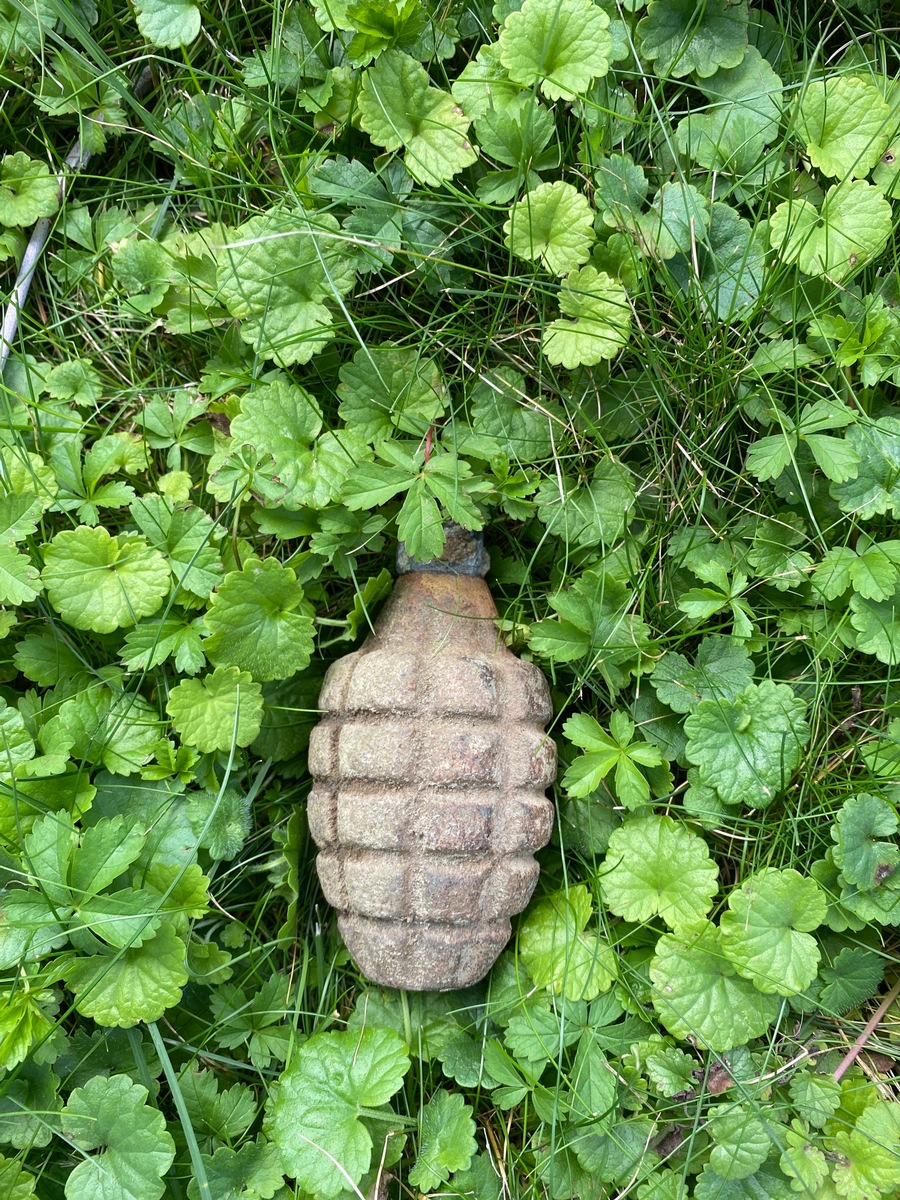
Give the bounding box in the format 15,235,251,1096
307,527,556,991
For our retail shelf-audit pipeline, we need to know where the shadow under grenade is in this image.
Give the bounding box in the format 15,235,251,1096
307,527,557,991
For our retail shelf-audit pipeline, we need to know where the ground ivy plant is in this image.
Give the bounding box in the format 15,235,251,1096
0,0,899,1197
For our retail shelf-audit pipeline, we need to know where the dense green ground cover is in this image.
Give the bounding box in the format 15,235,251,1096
1,0,900,1195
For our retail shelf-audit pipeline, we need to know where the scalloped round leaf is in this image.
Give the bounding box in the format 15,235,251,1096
769,179,892,281
830,1101,900,1200
166,666,263,752
204,559,315,682
600,814,718,930
498,0,612,101
652,635,753,714
670,201,766,320
63,925,189,1027
0,152,59,227
796,76,891,180
832,792,900,890
831,418,900,519
542,266,631,367
650,923,780,1052
634,182,710,260
451,42,523,121
217,210,356,366
592,153,648,231
636,0,748,80
61,1073,175,1200
272,1027,410,1199
338,345,445,442
850,585,900,664
409,1089,476,1191
504,181,595,276
470,366,561,462
41,527,170,634
684,680,810,808
708,1105,771,1180
720,868,825,995
134,0,201,48
519,884,617,1001
358,51,476,186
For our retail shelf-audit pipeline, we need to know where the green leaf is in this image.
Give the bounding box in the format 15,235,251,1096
720,868,825,995
133,0,201,47
203,559,314,682
121,616,206,675
187,1141,284,1200
41,527,170,634
64,924,189,1026
805,433,861,483
0,1156,36,1200
831,793,900,890
0,542,40,606
637,0,748,79
498,0,612,101
769,180,892,281
470,366,561,463
61,1073,175,1200
519,884,617,1001
562,711,664,807
600,815,718,930
271,1026,410,1199
504,181,595,276
796,77,891,179
166,666,263,753
593,153,648,230
70,815,145,898
358,51,476,186
535,459,635,548
832,418,900,518
338,345,445,442
217,211,356,366
816,946,884,1015
684,680,810,808
671,201,766,320
542,266,632,367
634,182,710,260
850,585,900,664
650,922,780,1052
779,1122,829,1195
708,1105,771,1181
409,1090,476,1191
789,1070,841,1128
0,153,59,227
651,636,753,714
451,41,523,120
129,496,223,599
830,1101,900,1200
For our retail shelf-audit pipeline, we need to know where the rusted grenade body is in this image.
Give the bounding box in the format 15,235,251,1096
307,530,556,991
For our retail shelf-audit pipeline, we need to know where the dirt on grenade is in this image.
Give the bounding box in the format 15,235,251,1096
307,562,557,992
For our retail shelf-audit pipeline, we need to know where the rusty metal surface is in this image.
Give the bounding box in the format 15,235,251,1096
308,570,557,991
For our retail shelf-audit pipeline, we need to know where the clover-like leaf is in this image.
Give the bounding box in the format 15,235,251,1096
796,76,891,180
167,666,263,752
217,210,356,366
62,1073,175,1200
652,636,753,714
720,868,825,995
832,793,900,890
519,884,617,1001
543,266,631,367
637,0,748,80
562,711,664,808
684,680,810,808
832,417,900,518
409,1090,476,1191
204,559,315,682
650,922,780,1052
271,1027,410,1199
498,0,612,101
134,0,201,47
358,50,476,186
0,152,58,227
41,526,170,634
600,815,718,930
504,181,595,276
769,179,892,281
